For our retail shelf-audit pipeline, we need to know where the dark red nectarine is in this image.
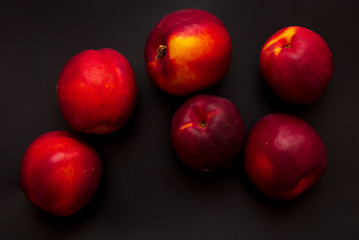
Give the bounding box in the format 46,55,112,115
244,113,327,200
171,94,245,172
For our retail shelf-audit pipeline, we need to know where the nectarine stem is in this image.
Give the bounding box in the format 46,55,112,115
155,44,167,60
199,120,207,128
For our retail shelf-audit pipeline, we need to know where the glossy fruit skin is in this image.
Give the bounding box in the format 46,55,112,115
57,48,137,134
145,9,232,96
260,26,333,104
171,94,245,172
244,113,327,200
20,131,102,216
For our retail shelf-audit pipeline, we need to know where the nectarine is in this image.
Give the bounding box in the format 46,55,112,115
260,26,333,104
244,114,327,200
145,9,232,95
57,48,137,134
171,94,245,172
20,131,102,216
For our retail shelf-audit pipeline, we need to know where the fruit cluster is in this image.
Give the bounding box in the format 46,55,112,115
20,9,333,216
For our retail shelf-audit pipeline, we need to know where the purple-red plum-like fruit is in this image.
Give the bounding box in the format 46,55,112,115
171,94,245,172
244,113,327,200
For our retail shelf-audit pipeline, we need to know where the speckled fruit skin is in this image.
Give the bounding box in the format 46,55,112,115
57,48,137,134
171,94,245,172
145,9,232,96
20,131,102,216
244,114,327,200
260,26,333,104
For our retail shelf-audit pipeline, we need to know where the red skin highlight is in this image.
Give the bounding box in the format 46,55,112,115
244,114,327,200
145,9,232,96
20,131,102,216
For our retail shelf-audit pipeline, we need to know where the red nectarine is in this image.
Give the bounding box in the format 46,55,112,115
57,48,137,134
145,9,232,95
20,131,102,216
260,26,333,104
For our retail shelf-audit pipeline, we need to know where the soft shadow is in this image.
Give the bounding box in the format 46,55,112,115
257,74,308,114
78,99,142,147
153,86,188,112
235,149,300,209
32,181,104,233
152,70,232,114
169,141,238,184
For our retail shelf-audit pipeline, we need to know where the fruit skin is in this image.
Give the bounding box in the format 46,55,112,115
244,113,327,200
20,131,102,216
260,26,333,104
171,94,245,172
57,48,137,134
145,9,232,96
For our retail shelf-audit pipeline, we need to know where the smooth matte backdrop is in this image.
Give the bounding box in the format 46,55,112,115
1,0,358,239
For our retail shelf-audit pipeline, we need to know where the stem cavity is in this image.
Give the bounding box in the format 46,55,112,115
199,120,207,128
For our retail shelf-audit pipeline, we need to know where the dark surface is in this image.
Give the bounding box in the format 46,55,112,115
1,0,359,239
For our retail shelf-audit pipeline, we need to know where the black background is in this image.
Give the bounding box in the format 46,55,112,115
1,0,359,239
